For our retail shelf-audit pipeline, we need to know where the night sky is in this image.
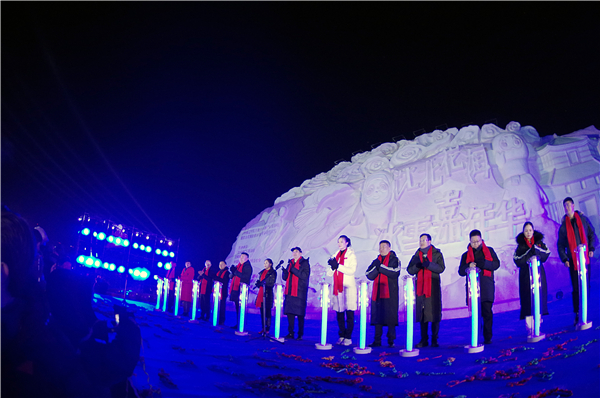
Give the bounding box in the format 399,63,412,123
2,2,599,267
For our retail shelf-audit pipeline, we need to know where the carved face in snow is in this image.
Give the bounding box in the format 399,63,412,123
495,134,526,160
362,173,392,207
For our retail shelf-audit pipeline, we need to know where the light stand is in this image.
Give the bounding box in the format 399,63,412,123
527,256,545,342
400,275,419,357
465,268,484,353
315,283,332,350
576,244,592,331
354,281,371,354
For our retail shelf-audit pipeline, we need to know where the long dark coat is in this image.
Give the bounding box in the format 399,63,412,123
513,231,550,319
282,257,311,316
255,267,277,309
229,261,253,303
200,264,218,296
458,244,500,304
366,251,400,326
407,245,446,323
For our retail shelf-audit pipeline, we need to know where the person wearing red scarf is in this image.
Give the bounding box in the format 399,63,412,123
229,252,253,329
214,261,230,326
366,240,401,348
513,222,551,336
557,197,597,325
282,247,311,340
254,259,277,335
407,233,446,348
198,260,217,321
327,235,357,346
459,230,500,345
179,261,196,317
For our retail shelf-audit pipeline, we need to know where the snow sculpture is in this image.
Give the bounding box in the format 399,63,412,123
227,123,600,319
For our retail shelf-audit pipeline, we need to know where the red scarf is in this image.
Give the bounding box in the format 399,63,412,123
285,258,301,297
525,236,535,248
333,250,346,296
565,212,589,271
229,262,244,293
216,269,227,279
466,242,493,277
200,266,210,295
417,246,433,298
371,254,390,300
255,269,269,308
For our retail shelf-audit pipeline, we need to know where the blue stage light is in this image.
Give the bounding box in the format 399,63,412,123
107,235,114,243
98,232,106,240
133,242,139,249
77,255,85,264
140,244,146,251
145,246,152,253
155,248,161,255
157,262,163,268
122,239,130,247
165,262,172,270
169,252,175,258
85,258,94,266
115,237,122,245
109,264,116,271
117,266,125,273
82,228,90,236
162,250,168,257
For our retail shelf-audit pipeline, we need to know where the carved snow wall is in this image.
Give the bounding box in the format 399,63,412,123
226,122,600,319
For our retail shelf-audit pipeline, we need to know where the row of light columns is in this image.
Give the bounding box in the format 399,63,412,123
154,249,593,350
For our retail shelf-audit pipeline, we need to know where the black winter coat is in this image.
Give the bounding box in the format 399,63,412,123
214,268,230,301
513,231,550,319
458,244,500,303
366,251,400,326
557,211,597,264
229,261,253,303
255,268,277,309
407,245,446,323
282,257,311,316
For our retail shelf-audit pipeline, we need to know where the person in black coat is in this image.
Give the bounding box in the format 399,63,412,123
458,229,501,344
198,260,217,321
556,197,598,325
365,240,401,348
282,247,311,340
407,234,446,348
229,253,253,329
214,261,230,325
513,222,550,336
254,259,277,334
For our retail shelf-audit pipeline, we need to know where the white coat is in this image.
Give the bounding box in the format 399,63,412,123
327,247,358,312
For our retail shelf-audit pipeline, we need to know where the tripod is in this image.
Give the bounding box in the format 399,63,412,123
247,281,284,344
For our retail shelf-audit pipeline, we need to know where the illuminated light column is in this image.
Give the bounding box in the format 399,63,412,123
273,284,284,342
527,256,545,342
400,275,419,357
213,281,222,327
465,268,484,353
155,279,163,311
189,280,200,323
174,279,182,317
162,278,169,312
235,283,249,336
576,244,593,331
316,283,332,350
354,281,371,354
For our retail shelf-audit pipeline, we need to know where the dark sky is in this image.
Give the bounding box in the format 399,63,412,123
2,2,599,266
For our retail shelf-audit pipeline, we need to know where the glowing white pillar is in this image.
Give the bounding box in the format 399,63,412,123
576,245,592,331
465,268,484,353
400,275,419,357
527,256,545,342
316,283,332,350
189,280,200,323
174,279,182,317
162,277,169,312
212,281,221,327
235,283,249,336
273,284,284,342
155,279,163,310
354,281,371,354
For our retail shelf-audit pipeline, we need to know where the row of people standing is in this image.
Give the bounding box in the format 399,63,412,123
164,197,596,347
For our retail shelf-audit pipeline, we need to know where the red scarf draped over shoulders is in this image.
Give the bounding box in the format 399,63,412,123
466,241,493,277
417,246,433,298
371,254,390,300
229,262,244,293
333,250,346,296
285,258,302,297
565,212,589,271
255,269,269,308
